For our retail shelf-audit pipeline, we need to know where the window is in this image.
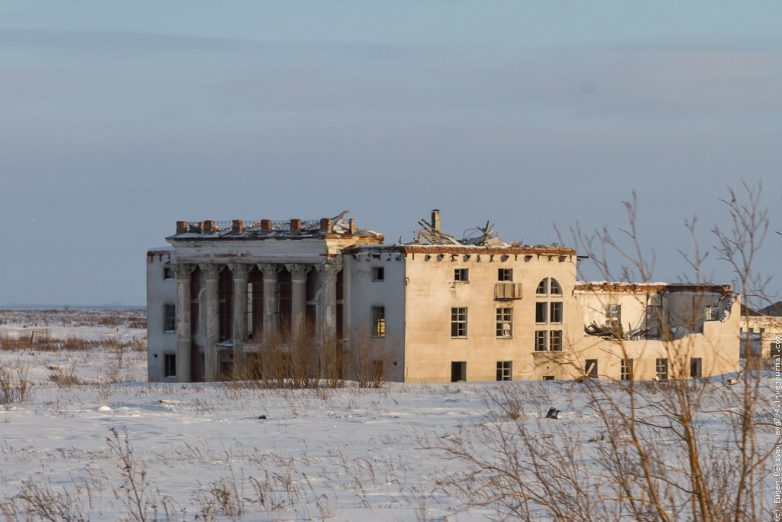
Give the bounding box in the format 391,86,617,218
498,268,513,282
549,330,563,351
536,277,562,295
534,330,547,351
585,359,598,378
496,361,512,381
621,358,633,381
550,302,563,323
690,357,702,378
454,268,469,282
451,307,468,337
163,266,174,280
543,375,555,381
535,302,548,323
451,361,466,382
656,358,669,381
704,304,720,321
163,353,176,377
371,266,384,281
606,304,622,329
371,306,386,337
496,308,512,338
163,304,176,333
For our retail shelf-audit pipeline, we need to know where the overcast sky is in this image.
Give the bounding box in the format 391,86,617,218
1,1,780,306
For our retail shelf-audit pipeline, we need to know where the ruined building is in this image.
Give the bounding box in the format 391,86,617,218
147,211,739,383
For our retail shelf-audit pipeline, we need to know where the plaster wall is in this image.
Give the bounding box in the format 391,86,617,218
146,249,177,382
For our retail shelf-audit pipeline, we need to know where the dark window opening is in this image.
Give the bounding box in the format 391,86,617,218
163,353,176,377
451,361,466,382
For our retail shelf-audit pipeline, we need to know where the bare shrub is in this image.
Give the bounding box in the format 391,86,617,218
12,479,89,522
0,365,31,404
49,364,84,388
107,427,151,522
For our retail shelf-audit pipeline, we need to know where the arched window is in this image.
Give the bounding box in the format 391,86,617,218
534,277,564,352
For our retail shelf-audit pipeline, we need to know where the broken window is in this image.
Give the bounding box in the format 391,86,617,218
606,304,622,332
549,278,562,295
454,268,469,282
163,304,176,333
496,308,512,338
656,358,669,381
163,353,176,377
371,306,386,337
498,268,513,282
549,330,563,351
550,302,563,323
621,358,633,381
163,266,174,280
690,357,702,378
534,330,547,351
535,302,548,323
585,359,598,378
543,375,555,381
371,266,385,282
536,278,549,295
451,361,466,382
451,307,467,337
496,361,512,381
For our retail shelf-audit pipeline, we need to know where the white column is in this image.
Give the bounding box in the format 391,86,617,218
231,263,249,379
317,260,340,378
175,263,192,382
285,263,311,351
258,263,279,345
202,263,220,382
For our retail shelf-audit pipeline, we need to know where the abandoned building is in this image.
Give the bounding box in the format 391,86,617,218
147,211,740,383
739,301,782,358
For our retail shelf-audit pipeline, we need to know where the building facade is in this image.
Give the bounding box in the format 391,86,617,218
147,211,740,383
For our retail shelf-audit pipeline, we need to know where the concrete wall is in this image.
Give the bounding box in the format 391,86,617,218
344,249,405,382
146,249,177,382
402,249,580,382
740,315,782,357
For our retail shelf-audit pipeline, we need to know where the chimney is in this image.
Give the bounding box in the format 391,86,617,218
320,218,333,233
203,220,216,234
348,218,356,234
290,218,302,234
176,221,188,234
431,209,441,232
260,219,272,232
232,219,244,234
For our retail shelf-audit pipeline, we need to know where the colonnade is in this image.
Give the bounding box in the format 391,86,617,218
174,260,340,381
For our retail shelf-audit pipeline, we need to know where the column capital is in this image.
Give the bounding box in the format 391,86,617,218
229,263,250,279
175,263,194,280
257,263,281,279
285,263,312,281
317,260,342,283
200,263,220,280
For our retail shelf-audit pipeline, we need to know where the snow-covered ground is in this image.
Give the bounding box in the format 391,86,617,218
0,310,778,520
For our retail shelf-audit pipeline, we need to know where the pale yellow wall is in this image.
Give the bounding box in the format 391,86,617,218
402,249,580,382
740,315,782,357
576,291,652,332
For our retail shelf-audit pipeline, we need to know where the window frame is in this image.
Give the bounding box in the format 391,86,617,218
496,307,513,338
454,268,469,282
534,330,548,351
371,306,386,337
549,330,563,351
451,307,468,338
620,358,633,381
496,361,512,381
163,303,176,333
656,358,669,381
371,266,385,282
498,268,513,282
549,302,563,324
585,359,598,378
